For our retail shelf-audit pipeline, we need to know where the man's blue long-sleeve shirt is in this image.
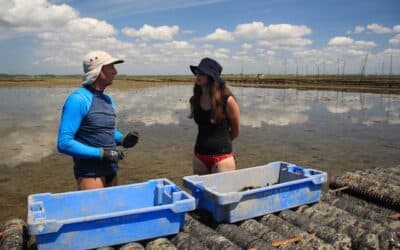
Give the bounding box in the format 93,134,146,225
57,86,123,159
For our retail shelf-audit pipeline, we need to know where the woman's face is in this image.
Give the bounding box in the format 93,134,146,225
195,70,209,87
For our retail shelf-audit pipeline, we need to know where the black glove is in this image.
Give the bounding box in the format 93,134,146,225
121,131,139,148
102,149,124,162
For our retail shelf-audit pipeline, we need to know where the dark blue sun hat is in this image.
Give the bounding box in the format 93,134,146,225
190,57,225,84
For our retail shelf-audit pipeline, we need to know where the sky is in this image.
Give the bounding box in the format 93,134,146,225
0,0,399,75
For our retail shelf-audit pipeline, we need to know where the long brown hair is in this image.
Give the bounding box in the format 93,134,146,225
189,75,234,124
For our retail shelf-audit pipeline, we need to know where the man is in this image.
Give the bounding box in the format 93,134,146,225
57,50,138,190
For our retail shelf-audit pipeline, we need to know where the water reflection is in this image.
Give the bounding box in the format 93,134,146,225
238,88,310,127
0,86,399,168
0,88,68,166
113,87,191,126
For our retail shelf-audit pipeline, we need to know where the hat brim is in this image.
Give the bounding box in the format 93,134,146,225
190,65,225,84
190,65,199,76
104,58,124,65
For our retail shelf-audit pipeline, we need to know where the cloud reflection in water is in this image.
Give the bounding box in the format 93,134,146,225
0,86,399,167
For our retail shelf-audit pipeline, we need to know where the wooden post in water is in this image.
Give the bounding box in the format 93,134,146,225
336,58,340,78
306,64,308,76
342,60,346,77
283,58,287,76
240,55,244,81
359,51,369,84
389,54,393,88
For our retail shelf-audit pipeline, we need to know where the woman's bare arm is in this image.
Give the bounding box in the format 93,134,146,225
226,96,240,140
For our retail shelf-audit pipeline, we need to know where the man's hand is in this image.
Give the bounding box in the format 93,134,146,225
121,131,139,148
102,149,124,162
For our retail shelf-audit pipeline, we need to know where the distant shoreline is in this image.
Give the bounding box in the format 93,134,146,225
0,75,399,94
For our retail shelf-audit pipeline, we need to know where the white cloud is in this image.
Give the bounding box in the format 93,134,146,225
0,0,200,73
259,38,312,49
256,48,265,53
348,23,398,35
389,34,400,46
354,25,365,34
152,40,199,62
347,25,365,34
34,18,131,67
0,0,78,42
328,37,376,51
354,40,376,48
0,0,78,34
239,89,310,127
328,37,354,46
113,86,192,126
197,22,312,51
241,43,253,50
202,44,214,49
0,127,56,167
326,106,350,114
66,18,116,38
266,50,275,56
122,24,179,41
0,0,130,69
383,48,400,55
155,40,194,50
235,22,311,40
347,49,365,56
234,22,312,49
367,23,392,34
0,1,398,75
211,48,230,59
199,28,234,42
325,95,376,116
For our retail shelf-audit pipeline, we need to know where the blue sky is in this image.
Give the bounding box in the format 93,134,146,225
1,0,399,75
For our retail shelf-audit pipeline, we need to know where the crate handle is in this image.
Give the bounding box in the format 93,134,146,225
308,173,328,185
29,201,46,221
156,184,164,205
156,183,184,205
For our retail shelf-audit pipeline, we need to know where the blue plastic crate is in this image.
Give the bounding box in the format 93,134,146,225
183,161,327,222
27,179,195,250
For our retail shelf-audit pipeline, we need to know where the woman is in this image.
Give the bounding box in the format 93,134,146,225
189,57,240,175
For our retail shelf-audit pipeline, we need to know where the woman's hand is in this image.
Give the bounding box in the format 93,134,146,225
226,96,240,140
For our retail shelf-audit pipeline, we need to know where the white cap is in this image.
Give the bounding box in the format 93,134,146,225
82,50,124,85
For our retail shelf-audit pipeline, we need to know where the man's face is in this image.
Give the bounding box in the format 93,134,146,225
98,64,117,86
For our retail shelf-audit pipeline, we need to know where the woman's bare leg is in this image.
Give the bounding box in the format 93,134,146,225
192,155,210,175
212,156,235,173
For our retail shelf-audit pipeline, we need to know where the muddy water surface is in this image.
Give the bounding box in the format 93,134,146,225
0,85,399,221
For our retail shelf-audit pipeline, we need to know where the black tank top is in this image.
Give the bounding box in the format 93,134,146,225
193,96,232,155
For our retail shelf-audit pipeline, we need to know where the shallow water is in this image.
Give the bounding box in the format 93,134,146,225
0,85,400,221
